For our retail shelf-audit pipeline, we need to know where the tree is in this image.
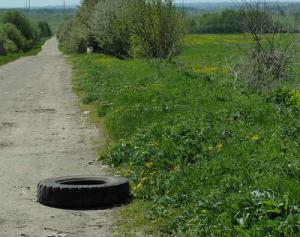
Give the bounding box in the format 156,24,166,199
57,0,185,58
90,0,132,57
4,23,26,50
130,0,185,58
38,21,52,37
3,11,38,41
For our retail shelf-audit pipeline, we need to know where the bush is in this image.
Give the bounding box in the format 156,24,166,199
90,0,132,57
235,2,295,90
0,41,5,55
3,39,18,53
58,0,184,58
130,0,185,58
0,25,7,55
57,0,98,53
57,18,89,53
0,24,18,54
3,23,26,51
38,21,52,37
2,11,39,41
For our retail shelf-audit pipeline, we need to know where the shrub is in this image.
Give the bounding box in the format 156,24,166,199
234,1,295,90
3,39,18,53
3,23,26,51
57,18,89,53
0,25,7,55
38,21,52,37
0,41,5,55
0,24,18,54
90,0,132,57
130,0,185,58
2,11,39,41
57,0,99,53
58,0,184,58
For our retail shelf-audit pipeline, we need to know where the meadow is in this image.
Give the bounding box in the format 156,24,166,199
72,34,300,236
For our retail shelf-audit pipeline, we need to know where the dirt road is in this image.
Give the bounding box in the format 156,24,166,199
0,38,113,237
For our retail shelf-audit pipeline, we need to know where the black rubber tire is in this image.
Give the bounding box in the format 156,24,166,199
37,176,130,209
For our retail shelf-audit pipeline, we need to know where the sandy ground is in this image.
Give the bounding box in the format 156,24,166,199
0,38,113,237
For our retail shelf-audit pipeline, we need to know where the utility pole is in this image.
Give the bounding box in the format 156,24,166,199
28,0,31,10
63,0,66,13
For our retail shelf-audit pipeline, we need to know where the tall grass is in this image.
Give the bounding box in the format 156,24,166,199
72,34,300,236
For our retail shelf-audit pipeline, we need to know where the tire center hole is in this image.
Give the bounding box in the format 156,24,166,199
60,180,106,185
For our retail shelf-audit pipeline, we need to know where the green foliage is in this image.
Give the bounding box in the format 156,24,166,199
0,37,47,66
0,8,74,33
187,8,287,35
2,11,38,41
130,0,185,58
58,0,184,58
90,0,132,57
0,25,7,55
21,9,75,32
57,1,99,53
72,34,300,236
188,10,243,34
57,17,90,53
0,24,18,54
3,23,26,51
0,42,5,55
0,10,52,64
38,21,52,37
3,38,18,54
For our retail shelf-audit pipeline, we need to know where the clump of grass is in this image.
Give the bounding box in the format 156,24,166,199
72,34,300,236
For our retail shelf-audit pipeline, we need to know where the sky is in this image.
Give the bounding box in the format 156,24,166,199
1,0,300,8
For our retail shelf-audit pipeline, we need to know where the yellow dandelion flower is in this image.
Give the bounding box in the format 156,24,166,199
217,144,224,149
251,135,259,141
146,162,154,168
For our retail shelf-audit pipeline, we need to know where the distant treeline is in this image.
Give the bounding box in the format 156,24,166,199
187,9,299,34
188,10,243,34
0,9,75,31
0,11,51,55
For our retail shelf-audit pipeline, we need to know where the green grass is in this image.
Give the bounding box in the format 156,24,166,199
0,37,48,66
72,34,300,236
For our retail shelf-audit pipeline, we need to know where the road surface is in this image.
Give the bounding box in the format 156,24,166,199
0,37,113,237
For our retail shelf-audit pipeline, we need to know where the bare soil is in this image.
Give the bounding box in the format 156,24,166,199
0,37,113,237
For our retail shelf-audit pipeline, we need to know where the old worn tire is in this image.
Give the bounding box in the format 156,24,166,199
37,176,130,209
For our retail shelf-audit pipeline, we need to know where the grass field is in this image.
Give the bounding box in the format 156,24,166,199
72,34,300,236
0,37,49,66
